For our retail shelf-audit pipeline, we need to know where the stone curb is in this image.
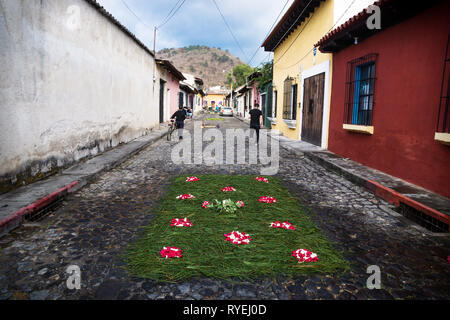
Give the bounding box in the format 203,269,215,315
0,128,169,238
0,181,79,237
303,151,450,231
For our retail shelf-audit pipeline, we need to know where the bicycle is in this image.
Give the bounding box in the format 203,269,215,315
167,120,177,141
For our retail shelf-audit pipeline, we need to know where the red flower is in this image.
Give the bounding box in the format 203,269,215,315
222,187,236,192
258,196,277,203
160,246,183,259
186,177,199,182
255,177,269,183
224,231,252,245
202,201,211,208
177,194,195,200
270,221,295,231
292,249,318,264
171,218,193,227
236,200,245,208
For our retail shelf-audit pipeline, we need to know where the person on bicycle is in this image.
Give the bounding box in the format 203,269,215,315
171,106,186,140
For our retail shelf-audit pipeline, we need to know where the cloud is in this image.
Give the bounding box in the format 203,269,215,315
96,0,293,66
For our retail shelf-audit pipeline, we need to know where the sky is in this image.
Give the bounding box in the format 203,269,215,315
96,0,294,67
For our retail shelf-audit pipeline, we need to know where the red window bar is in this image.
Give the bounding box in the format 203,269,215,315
437,31,450,134
344,53,378,126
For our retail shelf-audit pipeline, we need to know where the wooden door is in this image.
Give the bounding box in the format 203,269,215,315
301,72,325,146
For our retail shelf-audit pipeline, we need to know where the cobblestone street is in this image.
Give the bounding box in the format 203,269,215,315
0,115,449,300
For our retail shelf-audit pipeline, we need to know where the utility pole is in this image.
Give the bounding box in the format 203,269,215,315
230,73,233,110
152,26,157,93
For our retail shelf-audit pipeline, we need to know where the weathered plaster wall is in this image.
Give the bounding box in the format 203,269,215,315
0,0,158,193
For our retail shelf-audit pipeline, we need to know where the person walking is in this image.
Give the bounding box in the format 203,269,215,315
249,103,263,145
171,106,187,140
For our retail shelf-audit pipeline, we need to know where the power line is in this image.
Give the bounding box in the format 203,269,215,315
211,0,250,63
158,0,187,29
120,0,153,30
247,0,291,66
158,0,182,27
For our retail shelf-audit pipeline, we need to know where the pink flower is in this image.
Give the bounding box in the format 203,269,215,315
171,218,193,227
186,177,199,182
292,249,319,264
270,221,295,231
255,177,269,183
160,246,183,259
222,186,236,192
258,196,277,204
224,231,252,245
176,194,195,200
202,201,211,208
236,200,245,208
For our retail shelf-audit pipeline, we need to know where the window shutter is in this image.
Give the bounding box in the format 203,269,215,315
283,77,293,120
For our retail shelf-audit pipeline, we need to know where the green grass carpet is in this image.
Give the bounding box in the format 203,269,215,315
125,175,349,281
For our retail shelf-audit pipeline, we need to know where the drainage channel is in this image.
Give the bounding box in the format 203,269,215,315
396,202,449,233
23,197,65,223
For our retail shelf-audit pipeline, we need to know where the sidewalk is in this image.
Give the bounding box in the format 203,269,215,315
234,115,450,231
0,125,170,237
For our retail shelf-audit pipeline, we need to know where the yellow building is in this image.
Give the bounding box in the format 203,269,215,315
262,0,376,148
205,86,231,109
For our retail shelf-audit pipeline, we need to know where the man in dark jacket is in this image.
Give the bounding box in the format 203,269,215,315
249,103,263,144
171,106,187,140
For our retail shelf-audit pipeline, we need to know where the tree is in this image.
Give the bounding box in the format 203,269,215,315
254,61,273,90
226,64,254,88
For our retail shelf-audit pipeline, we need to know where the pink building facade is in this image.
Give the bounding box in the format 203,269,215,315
156,59,186,121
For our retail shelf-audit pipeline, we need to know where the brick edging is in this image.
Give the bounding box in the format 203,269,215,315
366,180,450,230
293,150,450,231
0,181,79,237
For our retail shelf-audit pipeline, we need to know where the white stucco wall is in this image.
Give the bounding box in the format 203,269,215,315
0,0,159,187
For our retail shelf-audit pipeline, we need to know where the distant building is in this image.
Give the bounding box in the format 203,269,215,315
156,59,186,122
205,86,230,109
182,73,205,114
